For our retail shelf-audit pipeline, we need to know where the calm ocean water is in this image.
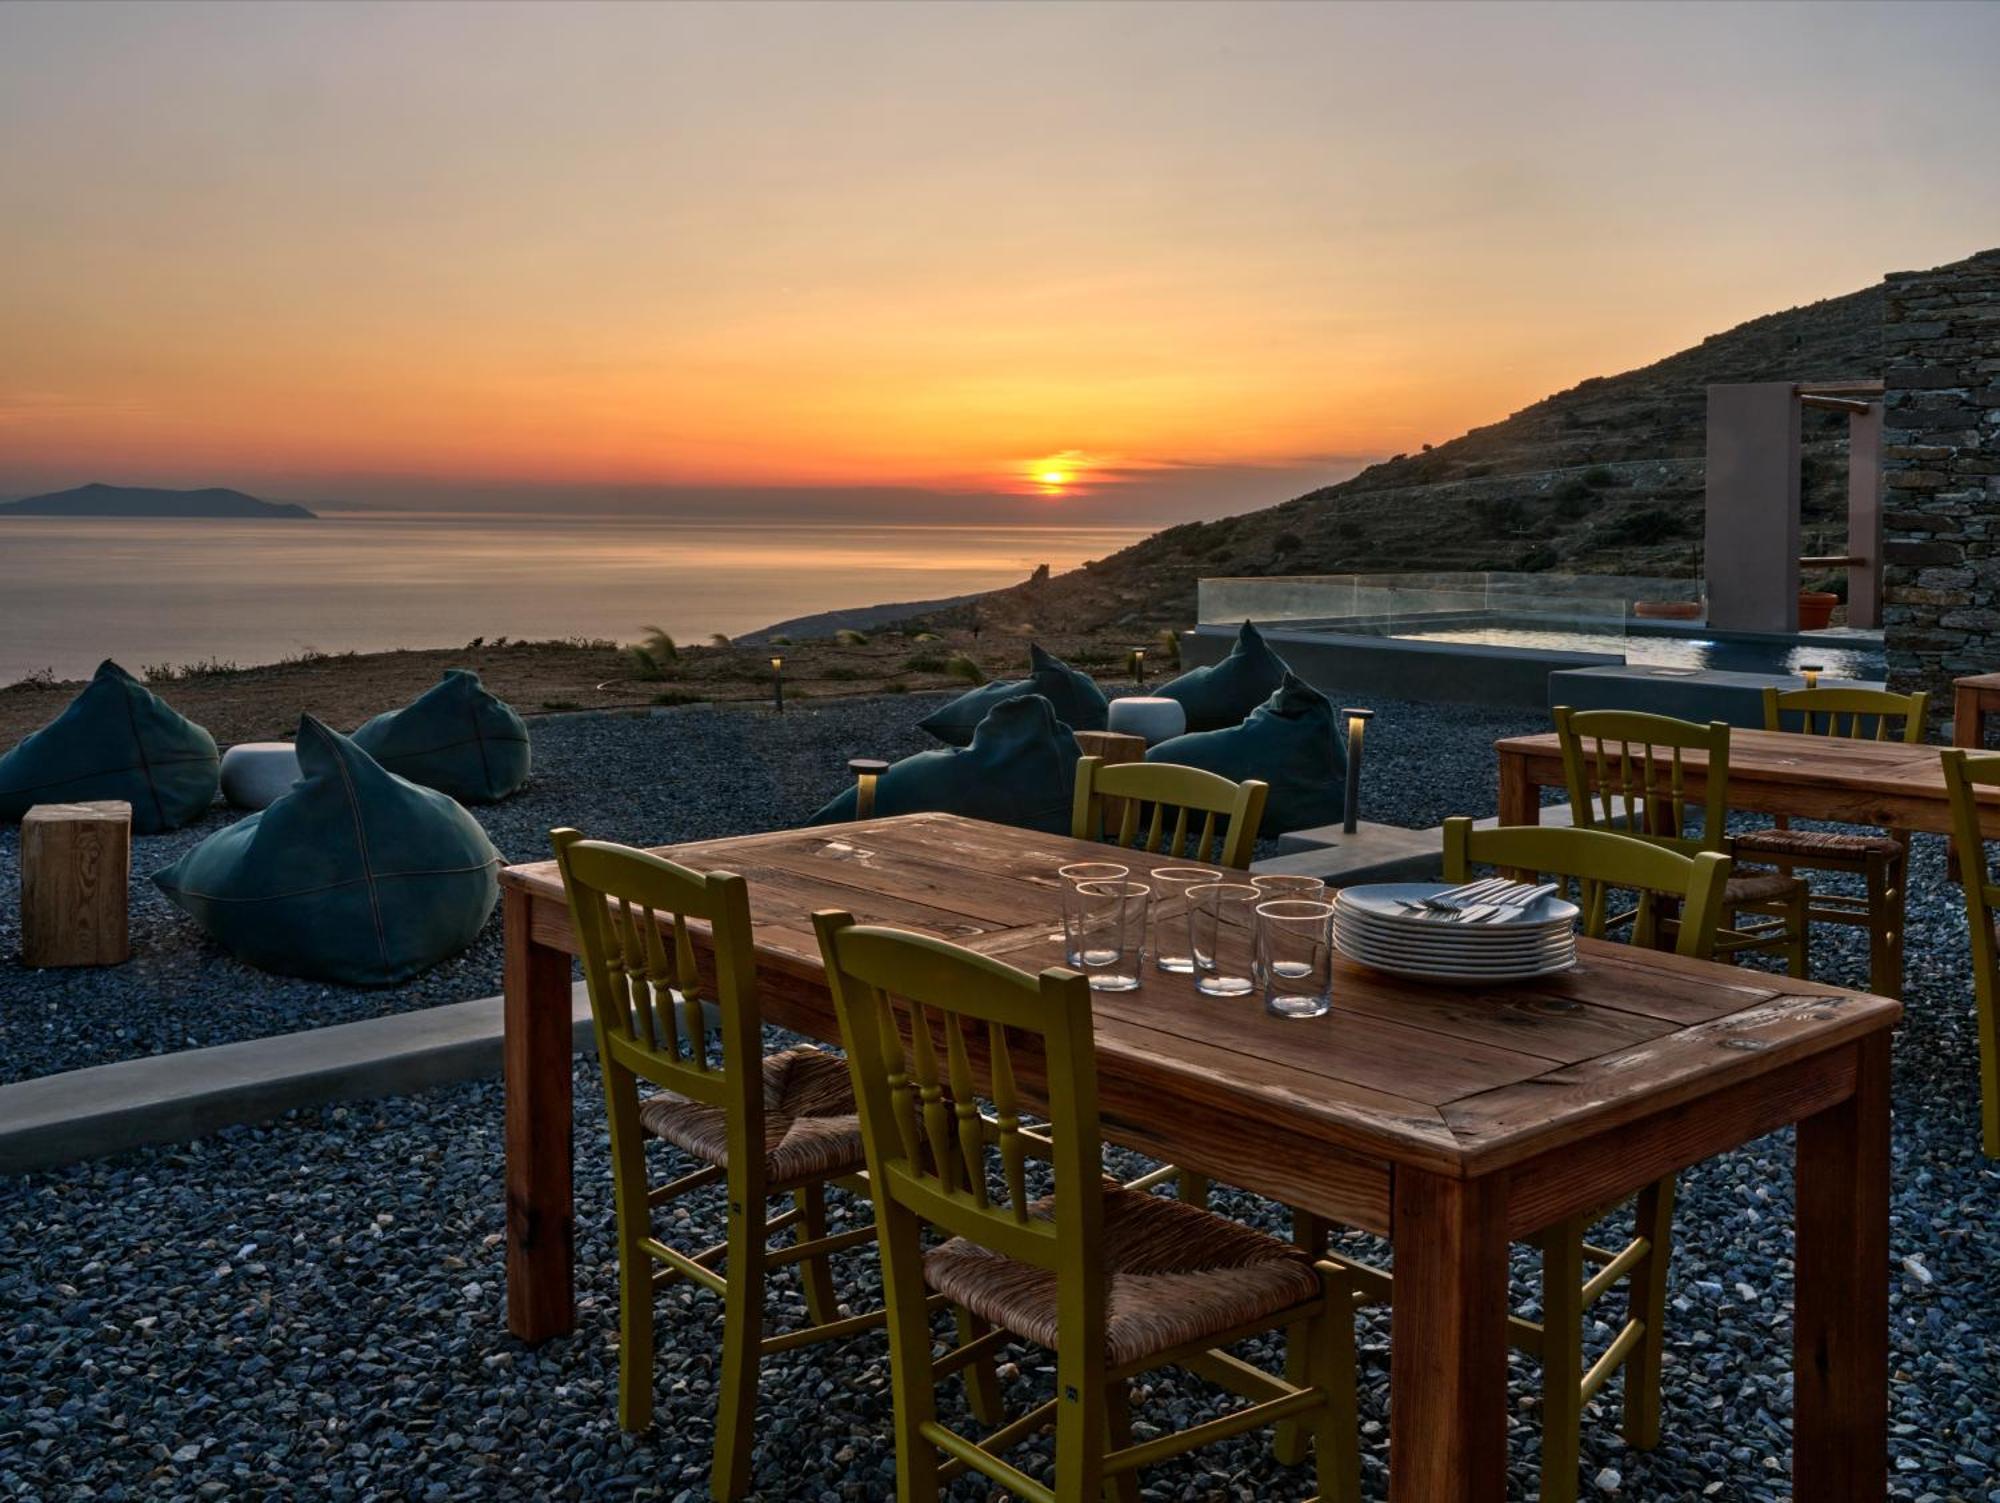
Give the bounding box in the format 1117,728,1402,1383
0,513,1149,684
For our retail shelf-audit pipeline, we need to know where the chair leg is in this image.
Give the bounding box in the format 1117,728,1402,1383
1102,1380,1141,1503
605,1071,657,1434
1785,885,1810,979
1053,1366,1108,1502
882,1211,943,1503
709,1194,766,1502
1278,1209,1330,1466
794,1182,840,1327
1539,1218,1585,1503
1865,850,1904,1000
954,1307,1005,1426
1176,1170,1211,1209
1309,1301,1362,1503
1623,1176,1677,1450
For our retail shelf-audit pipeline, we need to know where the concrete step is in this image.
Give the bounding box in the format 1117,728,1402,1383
1252,821,1444,886
0,983,596,1175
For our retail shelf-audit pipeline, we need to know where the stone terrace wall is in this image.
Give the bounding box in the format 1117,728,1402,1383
1881,248,2000,715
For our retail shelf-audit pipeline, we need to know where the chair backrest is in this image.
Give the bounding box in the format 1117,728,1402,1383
552,828,764,1145
1762,686,1929,744
1441,818,1732,958
1942,750,2000,1154
813,912,1102,1283
1944,749,2000,955
1554,706,1731,857
1071,756,1267,869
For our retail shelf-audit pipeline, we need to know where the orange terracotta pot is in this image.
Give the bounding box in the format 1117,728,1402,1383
1632,600,1703,621
1798,592,1839,631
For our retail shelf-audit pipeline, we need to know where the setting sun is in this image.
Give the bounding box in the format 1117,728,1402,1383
1038,470,1069,487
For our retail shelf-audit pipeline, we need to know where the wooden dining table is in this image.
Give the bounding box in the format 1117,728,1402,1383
498,811,1898,1502
1496,724,2000,836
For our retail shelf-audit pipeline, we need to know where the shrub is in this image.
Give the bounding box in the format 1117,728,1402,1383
651,690,703,707
1272,531,1304,555
1470,497,1530,536
540,699,583,711
821,665,866,681
945,653,987,686
881,679,911,694
1582,465,1618,488
1551,479,1599,519
902,652,948,674
1595,506,1687,546
834,628,869,646
1519,544,1560,572
709,632,732,648
1337,520,1364,540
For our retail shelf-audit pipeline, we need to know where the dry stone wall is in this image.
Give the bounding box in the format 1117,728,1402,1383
1881,248,2000,713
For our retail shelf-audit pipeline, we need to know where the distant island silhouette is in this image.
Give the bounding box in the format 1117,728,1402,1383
0,483,316,520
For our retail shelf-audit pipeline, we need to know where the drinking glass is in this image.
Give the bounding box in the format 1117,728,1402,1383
1065,880,1150,992
1257,899,1336,1018
1188,883,1261,997
1251,873,1326,901
1148,865,1221,972
1057,863,1129,966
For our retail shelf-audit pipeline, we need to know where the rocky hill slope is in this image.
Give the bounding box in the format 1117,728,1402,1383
927,280,1883,637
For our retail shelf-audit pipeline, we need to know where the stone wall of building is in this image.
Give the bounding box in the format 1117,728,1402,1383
1881,248,2000,716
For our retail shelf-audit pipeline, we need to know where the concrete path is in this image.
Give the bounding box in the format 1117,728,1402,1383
0,983,593,1175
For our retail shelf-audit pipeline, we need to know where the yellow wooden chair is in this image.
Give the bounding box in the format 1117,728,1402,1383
1941,749,2000,1158
812,911,1360,1503
1433,819,1728,1503
1071,756,1267,871
553,829,889,1500
1727,686,1929,997
1554,706,1808,975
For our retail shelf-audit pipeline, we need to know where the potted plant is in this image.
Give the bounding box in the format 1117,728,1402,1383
1632,543,1704,620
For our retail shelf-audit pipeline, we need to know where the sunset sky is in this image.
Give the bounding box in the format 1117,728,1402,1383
3,0,1997,523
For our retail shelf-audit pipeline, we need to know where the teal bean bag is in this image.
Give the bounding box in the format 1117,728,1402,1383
0,660,218,833
1146,673,1344,838
917,644,1108,747
1154,621,1290,732
350,668,531,803
154,716,503,985
811,694,1081,834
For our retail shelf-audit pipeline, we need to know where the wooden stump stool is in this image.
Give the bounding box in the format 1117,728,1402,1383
21,800,132,967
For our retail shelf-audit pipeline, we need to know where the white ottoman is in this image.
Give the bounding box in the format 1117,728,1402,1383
220,742,302,811
1107,696,1188,746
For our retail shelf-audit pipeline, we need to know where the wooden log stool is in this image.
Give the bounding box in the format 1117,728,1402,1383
20,800,132,967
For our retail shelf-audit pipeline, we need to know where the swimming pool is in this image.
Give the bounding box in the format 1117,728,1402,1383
1390,623,1885,680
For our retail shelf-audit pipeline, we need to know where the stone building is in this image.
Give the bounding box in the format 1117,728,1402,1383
1881,248,2000,716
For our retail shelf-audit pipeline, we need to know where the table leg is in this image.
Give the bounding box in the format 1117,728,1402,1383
1390,1169,1510,1502
504,887,578,1342
1793,1033,1890,1501
1498,752,1540,828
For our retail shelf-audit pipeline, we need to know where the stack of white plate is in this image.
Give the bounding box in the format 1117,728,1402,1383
1333,882,1579,983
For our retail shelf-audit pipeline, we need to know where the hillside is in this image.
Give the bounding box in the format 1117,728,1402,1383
923,280,1883,637
0,483,316,519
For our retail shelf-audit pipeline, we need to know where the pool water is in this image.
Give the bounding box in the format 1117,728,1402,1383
1397,625,1885,680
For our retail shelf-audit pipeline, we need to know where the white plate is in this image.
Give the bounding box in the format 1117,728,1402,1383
1342,952,1580,984
1335,936,1576,967
1337,882,1580,931
1336,913,1575,947
1333,929,1575,961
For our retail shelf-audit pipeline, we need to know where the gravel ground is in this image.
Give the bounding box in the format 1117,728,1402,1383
3,696,1996,1500
0,692,1530,1083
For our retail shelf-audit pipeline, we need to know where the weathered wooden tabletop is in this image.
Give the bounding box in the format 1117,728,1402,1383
499,811,1898,1501
1496,725,1994,835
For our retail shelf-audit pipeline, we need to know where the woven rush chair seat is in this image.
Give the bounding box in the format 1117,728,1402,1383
924,1182,1323,1368
639,1046,865,1191
1732,828,1905,861
1721,868,1809,904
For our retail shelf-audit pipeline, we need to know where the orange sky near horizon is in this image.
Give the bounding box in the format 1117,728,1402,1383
3,0,1998,521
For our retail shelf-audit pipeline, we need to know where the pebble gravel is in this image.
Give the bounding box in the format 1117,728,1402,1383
1,696,1995,1500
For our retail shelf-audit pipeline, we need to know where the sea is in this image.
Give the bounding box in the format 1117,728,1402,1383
0,513,1150,685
